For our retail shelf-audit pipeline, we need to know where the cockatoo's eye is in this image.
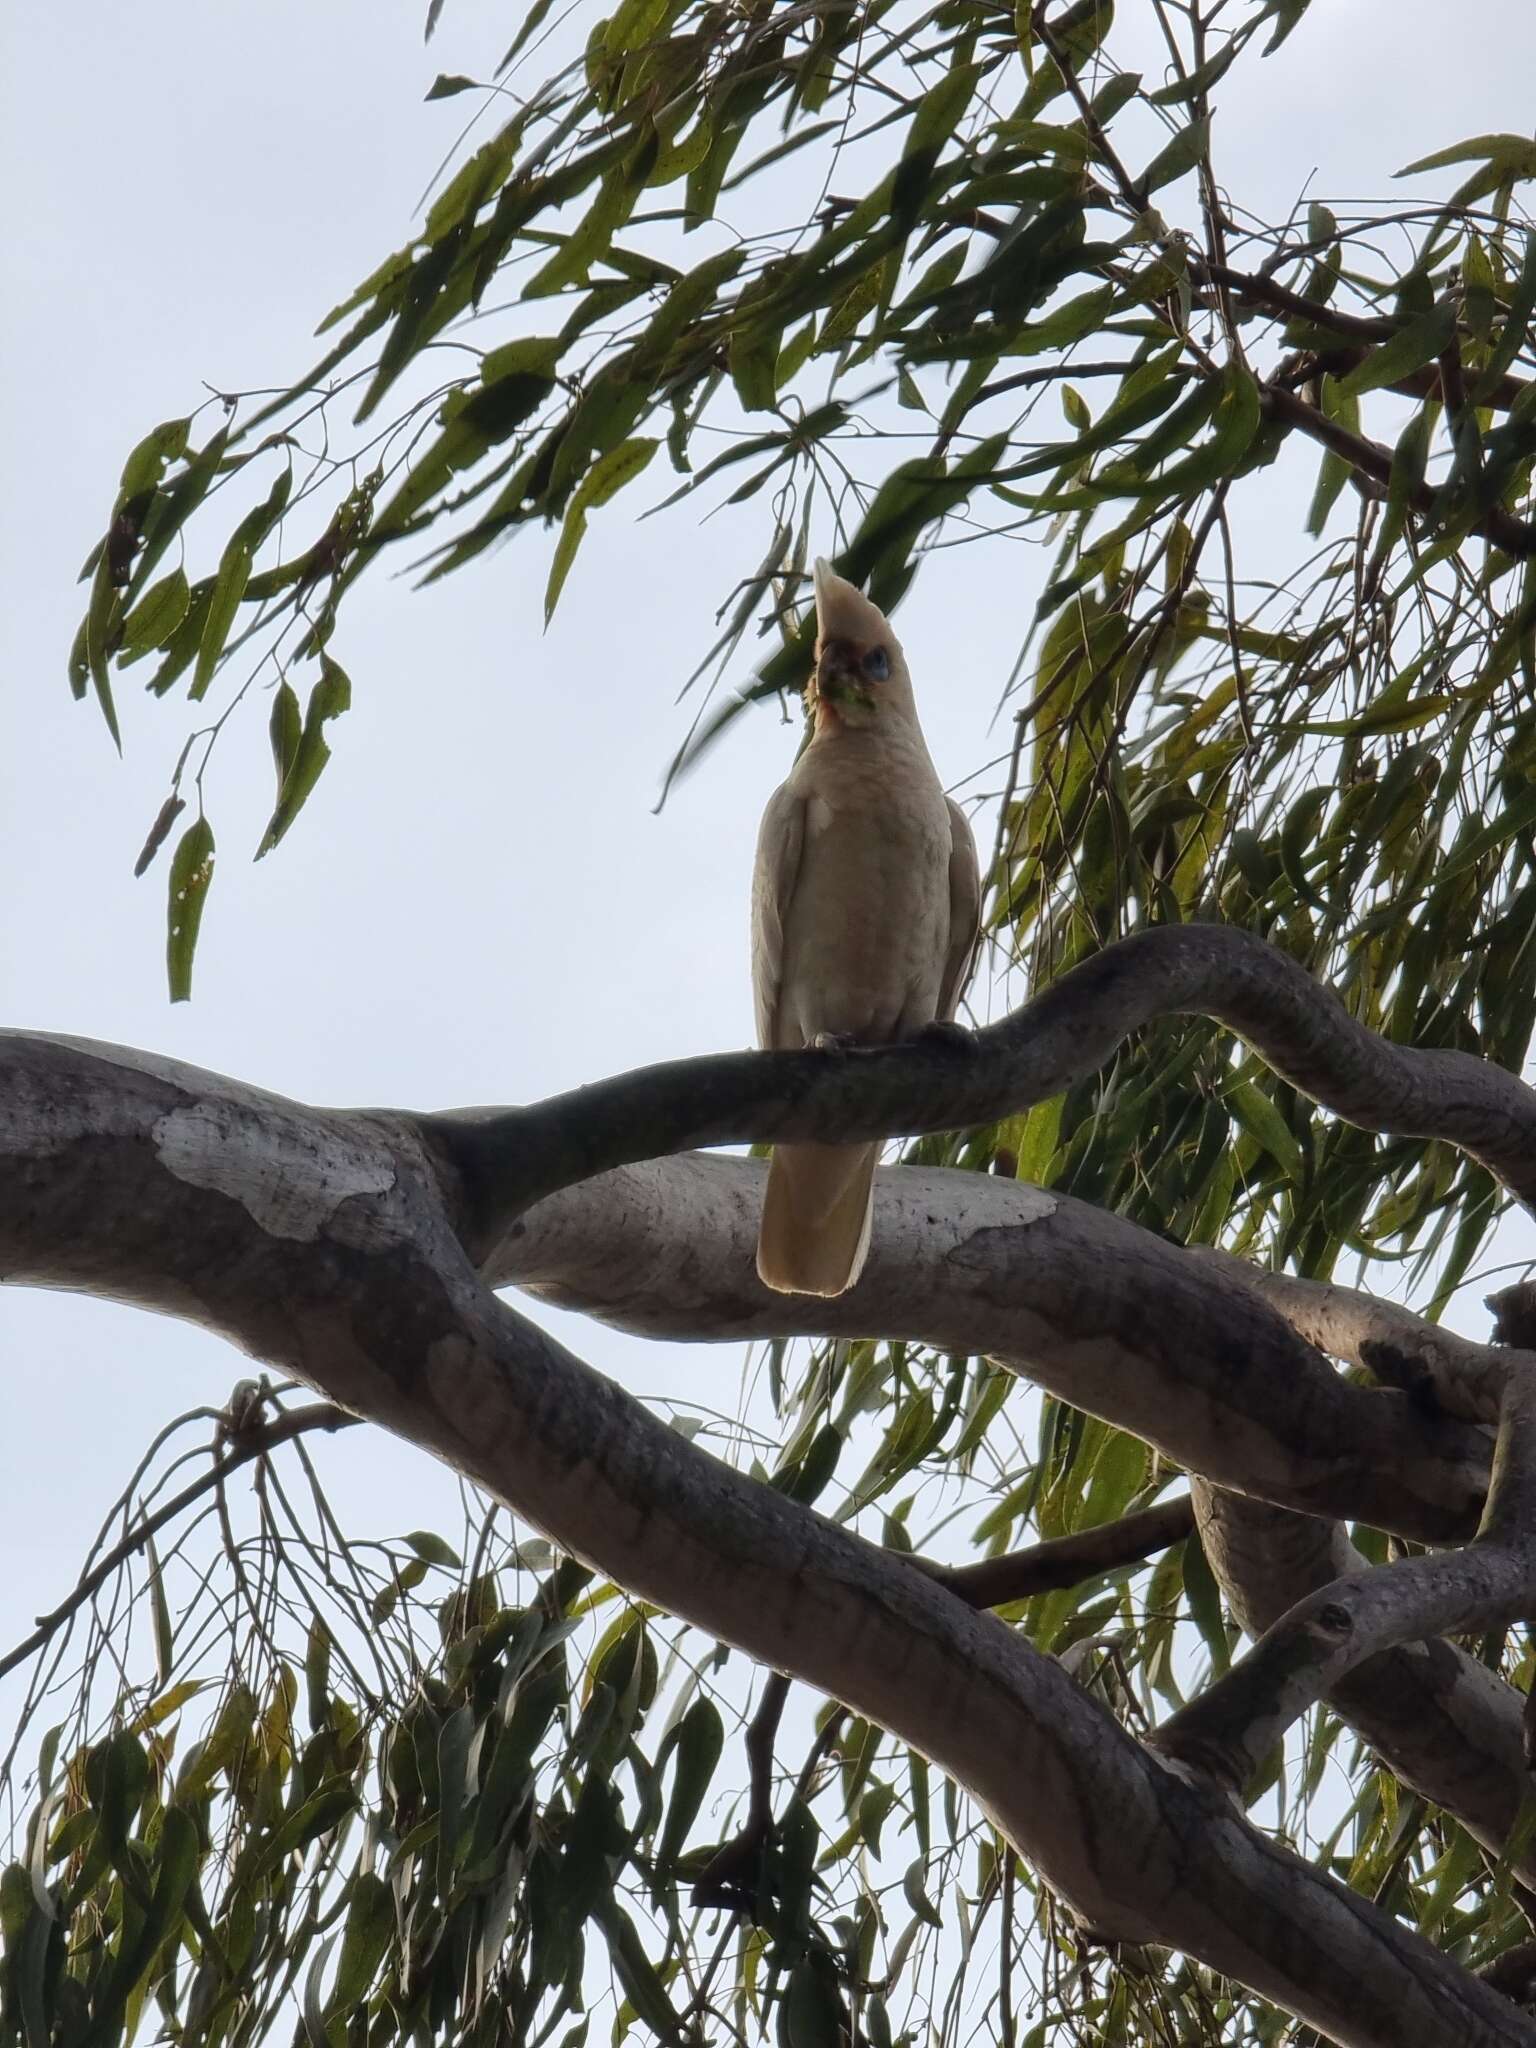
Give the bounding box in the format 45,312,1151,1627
863,647,891,681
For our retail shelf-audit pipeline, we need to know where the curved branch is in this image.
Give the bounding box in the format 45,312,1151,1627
1194,1251,1508,1422
4,1030,1532,2046
430,923,1536,1254
1160,1367,1536,1792
1194,1481,1536,1887
501,1155,1536,1895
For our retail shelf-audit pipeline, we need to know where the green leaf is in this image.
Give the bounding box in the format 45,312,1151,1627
1335,304,1456,399
893,60,983,221
525,164,636,298
269,679,301,786
126,425,230,601
902,1855,943,1929
544,437,658,621
147,579,213,696
1181,1531,1229,1674
119,416,191,499
257,1782,358,1870
1141,115,1209,194
133,794,186,880
604,0,670,55
597,1901,684,2042
146,1530,174,1687
371,350,559,543
166,816,216,1003
436,1701,476,1890
1306,376,1360,535
1227,1080,1303,1179
120,566,191,657
1396,132,1536,180
783,1957,843,2048
657,1699,724,1868
256,657,352,857
496,0,558,74
1260,0,1313,52
1476,230,1536,398
426,72,480,99
729,324,781,413
191,533,253,700
305,1619,332,1732
95,1804,199,2022
82,554,124,750
1148,43,1236,105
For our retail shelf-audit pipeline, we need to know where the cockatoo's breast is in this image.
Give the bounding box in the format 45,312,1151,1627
778,733,955,1045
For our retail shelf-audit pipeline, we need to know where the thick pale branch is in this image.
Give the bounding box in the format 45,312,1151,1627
1193,1252,1507,1422
431,923,1536,1254
502,1152,1490,1542
2,1031,1530,2046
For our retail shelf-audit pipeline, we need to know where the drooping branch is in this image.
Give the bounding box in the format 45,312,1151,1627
2,1031,1531,2047
0,1396,356,1684
430,922,1536,1256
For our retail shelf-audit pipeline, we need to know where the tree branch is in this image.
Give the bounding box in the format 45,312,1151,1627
506,1158,1536,1893
0,1398,356,1684
1191,1251,1507,1422
1193,257,1397,345
1158,1360,1536,1792
500,1152,1491,1544
1263,383,1536,558
1194,1480,1536,1887
916,1498,1196,1608
428,923,1536,1253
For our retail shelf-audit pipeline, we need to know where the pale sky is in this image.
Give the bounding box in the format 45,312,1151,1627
4,0,1534,1716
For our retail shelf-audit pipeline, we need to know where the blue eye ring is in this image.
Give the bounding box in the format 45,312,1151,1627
863,647,891,681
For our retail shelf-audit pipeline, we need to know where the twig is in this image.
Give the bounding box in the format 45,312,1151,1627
915,1497,1195,1609
0,1402,356,1685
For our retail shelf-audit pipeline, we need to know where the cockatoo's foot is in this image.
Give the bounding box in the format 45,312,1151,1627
915,1019,977,1054
812,1030,866,1054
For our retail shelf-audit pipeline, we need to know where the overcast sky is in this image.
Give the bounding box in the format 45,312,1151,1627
4,1,1535,1714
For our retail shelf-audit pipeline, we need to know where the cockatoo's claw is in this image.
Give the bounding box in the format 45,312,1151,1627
812,1030,863,1054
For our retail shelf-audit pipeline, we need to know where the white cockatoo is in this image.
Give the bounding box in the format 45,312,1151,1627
751,560,981,1296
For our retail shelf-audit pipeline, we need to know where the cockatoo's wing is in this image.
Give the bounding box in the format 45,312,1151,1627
938,795,983,1023
750,780,807,1051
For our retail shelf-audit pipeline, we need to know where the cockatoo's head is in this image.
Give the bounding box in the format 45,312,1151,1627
807,558,914,731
